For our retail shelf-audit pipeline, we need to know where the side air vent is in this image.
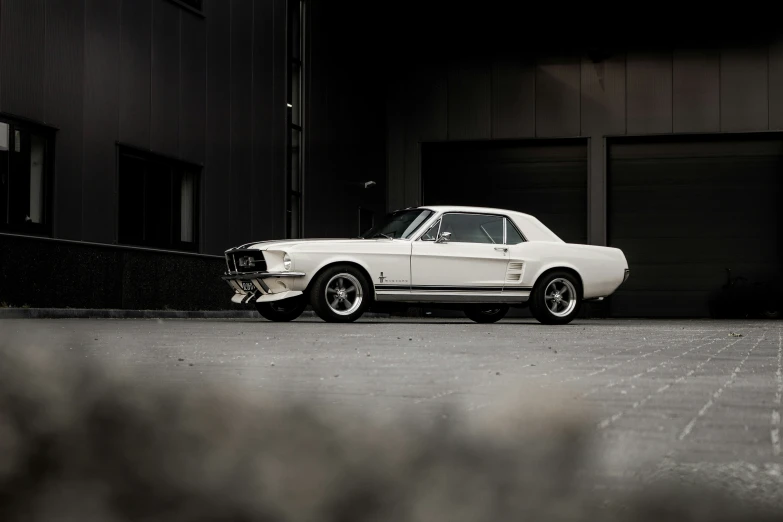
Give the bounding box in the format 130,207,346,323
506,261,525,283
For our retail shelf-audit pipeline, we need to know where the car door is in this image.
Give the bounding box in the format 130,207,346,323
410,212,510,292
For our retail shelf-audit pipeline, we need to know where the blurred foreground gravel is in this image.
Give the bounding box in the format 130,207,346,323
1,317,782,520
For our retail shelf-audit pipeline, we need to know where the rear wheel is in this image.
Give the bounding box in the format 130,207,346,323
255,295,307,322
759,285,782,319
464,305,509,323
309,265,371,323
529,271,582,325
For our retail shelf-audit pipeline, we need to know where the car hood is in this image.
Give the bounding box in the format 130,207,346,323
227,238,389,252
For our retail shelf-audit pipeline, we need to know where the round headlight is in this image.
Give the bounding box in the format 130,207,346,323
283,253,292,271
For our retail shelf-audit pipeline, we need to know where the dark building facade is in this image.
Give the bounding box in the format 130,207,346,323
0,0,386,310
380,14,783,318
0,2,780,317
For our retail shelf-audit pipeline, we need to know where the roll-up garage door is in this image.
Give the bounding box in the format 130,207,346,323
421,139,588,244
608,136,783,317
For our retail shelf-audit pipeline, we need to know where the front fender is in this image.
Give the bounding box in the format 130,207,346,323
294,254,378,298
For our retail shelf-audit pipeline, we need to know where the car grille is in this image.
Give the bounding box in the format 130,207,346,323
225,250,267,274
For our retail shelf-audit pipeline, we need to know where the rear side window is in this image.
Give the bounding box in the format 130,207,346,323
506,219,525,244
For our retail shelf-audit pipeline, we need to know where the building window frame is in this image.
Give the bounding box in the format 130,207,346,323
0,113,56,237
116,143,202,253
286,0,305,238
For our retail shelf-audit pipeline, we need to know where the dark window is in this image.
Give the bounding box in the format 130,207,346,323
117,146,200,252
506,219,526,244
0,116,55,235
439,213,504,244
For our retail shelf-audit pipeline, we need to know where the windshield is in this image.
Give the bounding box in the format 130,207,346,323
361,209,435,240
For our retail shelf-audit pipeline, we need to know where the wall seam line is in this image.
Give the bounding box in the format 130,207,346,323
250,0,254,239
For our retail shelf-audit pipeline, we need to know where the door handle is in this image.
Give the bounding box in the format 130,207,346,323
494,247,508,252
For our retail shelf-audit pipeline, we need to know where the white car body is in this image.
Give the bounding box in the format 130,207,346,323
222,206,630,313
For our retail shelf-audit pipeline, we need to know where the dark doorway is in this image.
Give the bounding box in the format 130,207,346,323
608,134,783,317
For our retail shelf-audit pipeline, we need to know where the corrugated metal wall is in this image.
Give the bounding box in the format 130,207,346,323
387,41,783,246
303,0,386,238
82,0,120,244
45,0,85,240
1,0,46,122
0,0,288,255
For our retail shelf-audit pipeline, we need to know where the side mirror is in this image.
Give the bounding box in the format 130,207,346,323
436,231,451,243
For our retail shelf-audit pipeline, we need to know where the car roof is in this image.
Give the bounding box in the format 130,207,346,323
405,205,565,243
414,205,532,217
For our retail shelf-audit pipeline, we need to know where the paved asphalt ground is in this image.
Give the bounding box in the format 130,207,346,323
3,316,783,505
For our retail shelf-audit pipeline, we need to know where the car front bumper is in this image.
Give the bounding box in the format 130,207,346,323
222,270,306,304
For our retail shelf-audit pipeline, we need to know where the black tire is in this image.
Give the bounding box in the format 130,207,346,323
529,270,582,325
255,295,307,322
758,286,782,319
309,264,371,323
464,305,509,323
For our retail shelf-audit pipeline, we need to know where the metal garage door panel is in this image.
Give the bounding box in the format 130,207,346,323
421,140,588,244
609,138,783,317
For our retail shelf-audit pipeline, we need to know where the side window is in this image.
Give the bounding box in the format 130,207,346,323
118,145,201,252
420,219,440,241
439,213,504,244
505,219,525,244
481,217,504,243
0,118,55,234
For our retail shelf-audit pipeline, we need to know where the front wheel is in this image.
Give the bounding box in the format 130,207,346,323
309,265,371,323
529,271,582,325
255,295,308,322
464,305,509,323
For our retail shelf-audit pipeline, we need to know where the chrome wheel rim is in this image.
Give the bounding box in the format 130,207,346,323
325,273,363,316
545,278,577,317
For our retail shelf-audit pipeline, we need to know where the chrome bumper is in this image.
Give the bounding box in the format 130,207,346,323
221,271,305,281
231,290,303,304
223,271,306,305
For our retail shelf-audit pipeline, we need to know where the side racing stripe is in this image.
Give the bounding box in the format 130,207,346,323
376,285,531,292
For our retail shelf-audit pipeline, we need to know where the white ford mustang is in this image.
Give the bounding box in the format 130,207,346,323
221,206,629,325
